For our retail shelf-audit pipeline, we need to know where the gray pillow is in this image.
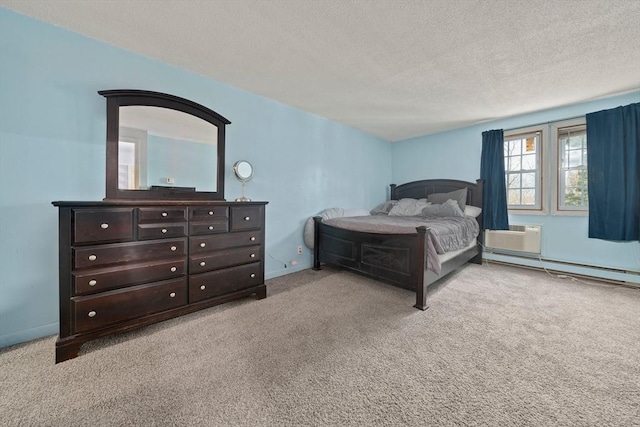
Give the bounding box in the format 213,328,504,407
427,188,467,212
388,198,431,216
421,199,465,218
370,200,397,215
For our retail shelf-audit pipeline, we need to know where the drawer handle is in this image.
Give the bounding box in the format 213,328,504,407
161,228,168,234
250,253,256,258
161,212,168,217
170,266,177,272
208,226,214,230
88,311,96,318
88,279,97,286
200,285,206,290
208,211,214,215
169,292,176,298
250,273,256,278
244,216,250,221
200,261,206,267
200,243,206,248
250,237,256,241
170,246,177,251
88,254,97,261
100,223,109,229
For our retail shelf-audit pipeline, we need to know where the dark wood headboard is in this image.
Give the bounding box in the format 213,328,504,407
390,179,484,236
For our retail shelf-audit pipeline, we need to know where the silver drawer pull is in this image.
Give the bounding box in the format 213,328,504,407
200,285,206,290
200,243,206,248
169,292,176,298
250,237,256,241
244,216,250,221
88,254,97,261
88,279,97,286
250,253,256,258
250,273,256,278
208,211,214,215
100,223,109,229
88,311,96,318
161,228,168,234
170,246,177,251
161,212,168,217
170,266,177,272
200,261,206,267
208,226,214,230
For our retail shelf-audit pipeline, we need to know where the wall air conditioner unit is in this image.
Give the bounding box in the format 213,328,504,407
485,225,541,254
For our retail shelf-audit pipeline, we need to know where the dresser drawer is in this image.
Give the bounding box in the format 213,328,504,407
73,208,134,244
190,245,261,274
73,258,187,295
190,230,262,254
138,207,188,223
189,206,228,221
74,238,186,269
189,263,262,303
138,223,187,240
72,278,187,333
230,206,263,231
189,218,229,236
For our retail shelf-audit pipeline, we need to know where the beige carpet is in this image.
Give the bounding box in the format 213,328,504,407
1,263,638,426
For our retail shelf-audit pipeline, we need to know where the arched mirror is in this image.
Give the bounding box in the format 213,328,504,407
233,160,254,202
100,90,230,200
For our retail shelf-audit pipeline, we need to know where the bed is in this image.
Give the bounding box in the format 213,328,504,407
312,179,484,310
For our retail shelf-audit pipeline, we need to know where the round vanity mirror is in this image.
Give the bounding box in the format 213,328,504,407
233,160,254,202
234,160,254,182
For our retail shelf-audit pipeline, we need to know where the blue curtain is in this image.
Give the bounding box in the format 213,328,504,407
586,102,640,241
480,129,509,230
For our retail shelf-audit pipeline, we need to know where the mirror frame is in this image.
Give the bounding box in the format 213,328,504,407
100,89,230,200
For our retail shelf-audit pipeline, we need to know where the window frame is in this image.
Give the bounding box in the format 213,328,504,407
504,125,546,214
551,117,588,215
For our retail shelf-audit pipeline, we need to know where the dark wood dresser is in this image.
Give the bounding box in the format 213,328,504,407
52,200,267,362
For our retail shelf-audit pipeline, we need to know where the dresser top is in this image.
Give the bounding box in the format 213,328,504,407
52,200,268,207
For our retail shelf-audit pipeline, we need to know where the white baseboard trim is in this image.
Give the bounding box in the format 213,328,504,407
484,252,640,286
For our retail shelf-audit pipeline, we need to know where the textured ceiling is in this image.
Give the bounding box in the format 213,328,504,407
2,0,639,141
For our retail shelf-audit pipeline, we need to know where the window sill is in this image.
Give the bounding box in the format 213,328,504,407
508,209,547,216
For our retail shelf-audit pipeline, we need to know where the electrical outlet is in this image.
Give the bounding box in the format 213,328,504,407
297,246,303,255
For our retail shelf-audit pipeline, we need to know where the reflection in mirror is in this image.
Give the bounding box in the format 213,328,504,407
233,160,254,202
118,106,218,192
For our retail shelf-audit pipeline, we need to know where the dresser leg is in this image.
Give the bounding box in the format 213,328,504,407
254,285,267,300
55,338,83,363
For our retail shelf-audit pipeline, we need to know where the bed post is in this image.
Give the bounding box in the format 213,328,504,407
471,179,484,265
390,184,397,200
312,216,322,270
414,226,429,311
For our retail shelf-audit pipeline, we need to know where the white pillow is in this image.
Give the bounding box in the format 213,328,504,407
464,205,482,218
388,198,431,216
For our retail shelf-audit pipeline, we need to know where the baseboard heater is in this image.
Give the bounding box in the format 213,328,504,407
485,225,541,254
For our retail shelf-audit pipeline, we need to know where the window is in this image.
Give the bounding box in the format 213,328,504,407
504,128,542,210
553,120,588,213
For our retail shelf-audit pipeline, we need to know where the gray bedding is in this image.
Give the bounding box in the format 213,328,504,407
323,215,479,274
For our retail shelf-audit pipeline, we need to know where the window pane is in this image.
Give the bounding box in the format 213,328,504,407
568,150,582,167
524,137,536,153
508,189,521,205
508,155,521,171
582,150,588,166
568,136,583,149
521,189,536,205
507,173,521,189
522,154,536,170
506,139,522,156
521,172,536,188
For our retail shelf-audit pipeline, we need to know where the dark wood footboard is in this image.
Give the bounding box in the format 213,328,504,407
313,217,431,309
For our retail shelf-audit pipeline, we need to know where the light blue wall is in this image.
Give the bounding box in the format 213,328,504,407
392,91,640,280
0,9,392,347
